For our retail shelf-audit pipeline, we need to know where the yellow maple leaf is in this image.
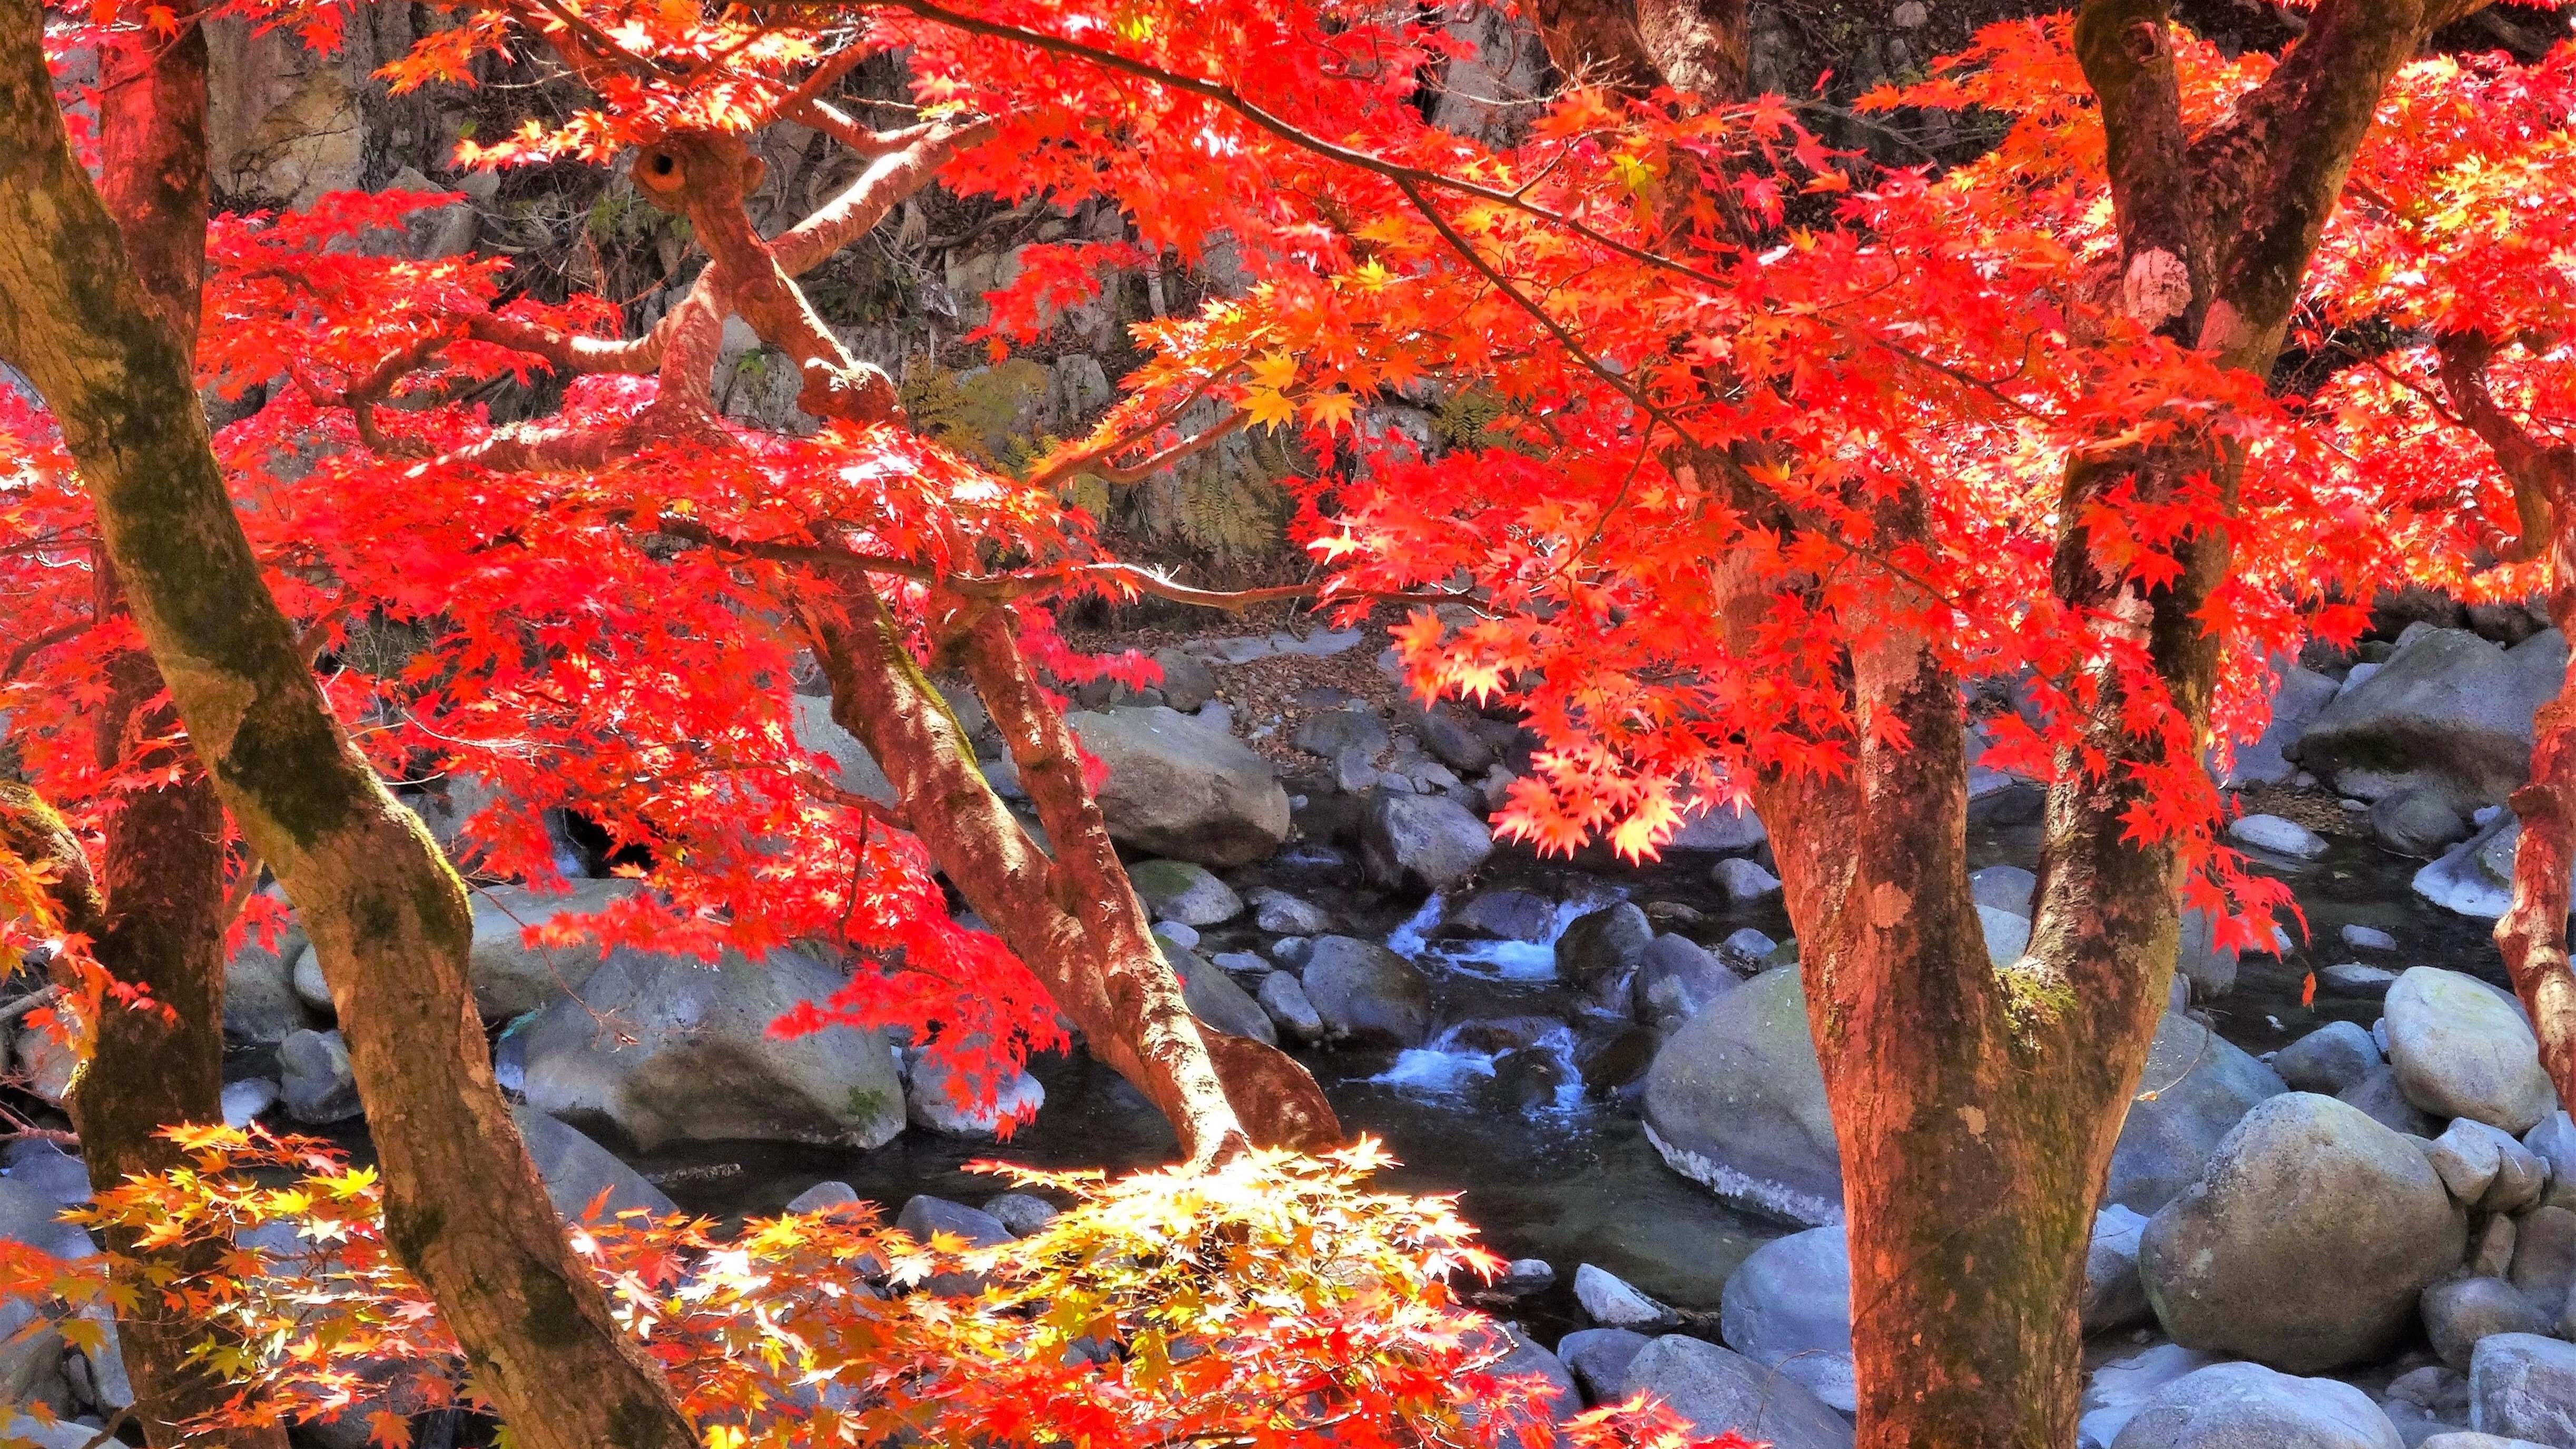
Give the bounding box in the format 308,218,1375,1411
1245,350,1299,390
1303,390,1360,433
1241,387,1299,431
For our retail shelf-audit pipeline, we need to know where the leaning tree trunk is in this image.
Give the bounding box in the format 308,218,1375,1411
61,16,294,1445
800,576,1339,1164
0,8,699,1449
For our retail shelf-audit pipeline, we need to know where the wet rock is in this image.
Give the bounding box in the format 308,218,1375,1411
2231,814,2331,860
2341,1063,2442,1138
2426,1278,2554,1372
1400,699,1498,775
2107,1362,2401,1449
981,1192,1058,1236
2139,1092,2467,1373
1557,904,1653,1012
897,1194,1013,1250
2082,1345,2227,1449
1153,921,1201,951
1720,1224,1854,1413
1557,1327,1649,1405
1294,706,1390,761
2416,812,2526,920
2386,968,2555,1135
1246,887,1332,935
1478,1325,1578,1432
465,878,646,1020
1642,967,1842,1226
2344,924,2402,953
279,1028,363,1123
1486,1047,1570,1110
1,1144,86,1208
1619,1335,1854,1449
1068,707,1291,867
2323,964,2402,1001
1256,972,1325,1043
2106,1011,2287,1214
1500,1258,1556,1293
906,1053,1044,1138
1972,865,2038,916
2376,787,2477,858
784,1180,859,1215
2420,1434,2553,1449
220,1078,278,1128
516,947,906,1150
1982,903,2033,967
2277,1022,2382,1096
2295,627,2567,808
2528,1115,2576,1210
1126,860,1244,927
1360,792,1494,893
1300,936,1434,1047
1575,1264,1676,1329
1635,933,1736,1031
510,1104,677,1220
1577,1026,1660,1096
2470,1332,2576,1444
1442,889,1557,942
1170,950,1277,1046
1711,857,1780,901
2085,1204,2154,1332
1667,801,1767,853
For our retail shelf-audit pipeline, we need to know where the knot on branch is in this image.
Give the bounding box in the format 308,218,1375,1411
798,357,900,425
632,133,764,216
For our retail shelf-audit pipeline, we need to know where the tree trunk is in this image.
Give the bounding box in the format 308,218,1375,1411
0,8,699,1448
799,577,1338,1164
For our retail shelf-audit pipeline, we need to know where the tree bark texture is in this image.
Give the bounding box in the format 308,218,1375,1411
800,577,1339,1165
0,7,699,1448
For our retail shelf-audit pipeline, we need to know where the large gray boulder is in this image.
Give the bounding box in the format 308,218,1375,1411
1557,903,1653,1011
2139,1092,2468,1373
516,947,905,1150
2108,1362,2401,1449
510,1103,676,1220
1636,934,1737,1031
2385,968,2555,1134
465,879,647,1020
1126,860,1243,926
2416,812,2528,920
1067,707,1290,866
1359,792,1493,893
2295,627,2567,806
1299,936,1434,1047
2472,1333,2576,1446
2227,665,2342,787
1642,967,1842,1226
1620,1335,1855,1449
2275,1022,2383,1096
2106,1012,2288,1214
2425,1278,2554,1372
1169,949,1278,1045
791,694,898,802
1719,1224,1853,1413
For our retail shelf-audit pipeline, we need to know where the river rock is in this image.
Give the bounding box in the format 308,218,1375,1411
2386,968,2554,1134
1712,857,1781,901
1442,889,1557,942
1558,1327,1650,1405
1643,966,1842,1225
2084,1345,2227,1449
2228,665,2342,787
1360,792,1494,893
1126,860,1243,926
3,1143,87,1209
279,1028,363,1123
1620,1335,1854,1449
1558,903,1653,1011
1150,648,1216,713
2277,1022,2382,1096
2514,1206,2576,1310
510,1104,676,1219
2529,1115,2576,1211
2421,1435,2555,1449
1256,972,1325,1043
290,946,334,1015
2322,963,2402,1001
898,1194,1014,1250
2297,628,2567,807
1575,1263,1675,1329
1972,864,2038,916
2427,1278,2555,1371
0,1177,125,1417
2472,1332,2576,1445
1246,888,1332,935
2231,814,2331,861
2108,1362,2401,1449
1720,1224,1854,1413
1170,950,1277,1045
223,921,317,1044
1636,933,1736,1031
221,1078,278,1127
2416,812,2528,919
1300,936,1434,1046
1294,706,1389,761
2345,924,2403,952
2106,1011,2287,1214
791,694,898,801
466,878,646,1020
2086,1204,2154,1332
1068,707,1291,866
906,1052,1044,1138
2341,1062,2443,1137
2376,786,2477,857
1982,903,2033,967
981,1192,1058,1236
785,1180,860,1215
516,947,906,1150
2139,1092,2468,1372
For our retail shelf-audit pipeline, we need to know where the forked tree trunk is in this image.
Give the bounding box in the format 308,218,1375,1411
0,7,699,1448
800,576,1339,1164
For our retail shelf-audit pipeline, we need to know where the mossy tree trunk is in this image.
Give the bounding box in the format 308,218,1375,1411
0,6,699,1447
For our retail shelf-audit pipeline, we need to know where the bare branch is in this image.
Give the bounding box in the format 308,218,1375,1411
3,617,91,682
